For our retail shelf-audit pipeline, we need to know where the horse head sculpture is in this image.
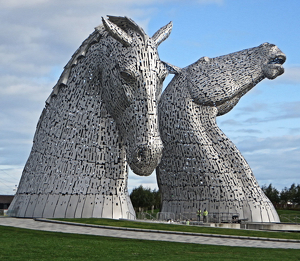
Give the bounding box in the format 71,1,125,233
158,43,286,222
98,17,171,176
8,16,172,219
186,42,285,113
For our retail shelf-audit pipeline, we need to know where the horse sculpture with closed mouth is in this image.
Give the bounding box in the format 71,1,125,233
9,16,172,219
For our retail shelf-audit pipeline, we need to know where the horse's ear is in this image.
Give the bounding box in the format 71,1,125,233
162,61,181,74
101,17,133,47
151,21,173,47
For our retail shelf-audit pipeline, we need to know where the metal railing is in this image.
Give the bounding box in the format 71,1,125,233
133,211,300,224
136,212,156,220
177,212,195,221
174,212,241,223
156,212,175,221
126,211,136,220
208,213,241,223
136,211,245,223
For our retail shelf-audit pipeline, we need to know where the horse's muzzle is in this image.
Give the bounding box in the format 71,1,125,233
128,142,164,176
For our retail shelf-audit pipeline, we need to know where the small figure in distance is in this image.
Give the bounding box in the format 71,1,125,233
203,209,208,223
197,208,202,221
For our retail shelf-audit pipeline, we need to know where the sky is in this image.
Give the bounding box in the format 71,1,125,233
0,0,299,195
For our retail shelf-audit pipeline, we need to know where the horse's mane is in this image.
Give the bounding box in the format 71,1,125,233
107,16,146,38
45,16,145,105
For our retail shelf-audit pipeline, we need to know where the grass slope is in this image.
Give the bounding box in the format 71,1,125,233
277,209,300,223
1,226,300,261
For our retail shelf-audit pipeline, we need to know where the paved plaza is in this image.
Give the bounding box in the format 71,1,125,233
1,217,299,249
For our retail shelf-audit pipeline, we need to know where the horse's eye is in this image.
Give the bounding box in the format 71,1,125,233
120,71,136,84
159,70,168,83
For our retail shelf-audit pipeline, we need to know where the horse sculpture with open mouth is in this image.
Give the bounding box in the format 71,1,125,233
157,43,286,222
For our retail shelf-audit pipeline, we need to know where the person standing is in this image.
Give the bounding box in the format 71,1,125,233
196,208,202,221
203,209,208,223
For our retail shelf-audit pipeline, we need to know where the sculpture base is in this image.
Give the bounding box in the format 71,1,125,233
160,198,280,223
8,193,135,220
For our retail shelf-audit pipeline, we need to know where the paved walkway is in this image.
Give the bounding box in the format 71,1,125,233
1,217,300,249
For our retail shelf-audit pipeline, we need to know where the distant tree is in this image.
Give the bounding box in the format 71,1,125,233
130,185,162,211
294,184,300,205
280,186,290,204
261,183,280,204
280,183,300,205
289,183,297,204
130,185,154,211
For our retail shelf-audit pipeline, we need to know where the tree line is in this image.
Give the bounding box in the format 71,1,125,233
129,185,161,212
261,183,300,207
130,183,300,211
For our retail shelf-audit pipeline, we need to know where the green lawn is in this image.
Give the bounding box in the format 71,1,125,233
54,218,300,240
1,225,299,261
278,209,300,223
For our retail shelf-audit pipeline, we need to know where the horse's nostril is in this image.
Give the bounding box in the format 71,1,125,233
137,149,145,162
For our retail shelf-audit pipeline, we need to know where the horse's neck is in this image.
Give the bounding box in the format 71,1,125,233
44,51,127,171
159,72,220,149
19,39,128,195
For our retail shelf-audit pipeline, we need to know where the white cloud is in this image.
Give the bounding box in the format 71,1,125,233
218,119,241,126
0,78,51,99
0,0,49,8
283,66,300,84
235,129,262,134
236,103,268,114
235,136,300,190
128,169,158,193
0,166,23,195
237,135,300,153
